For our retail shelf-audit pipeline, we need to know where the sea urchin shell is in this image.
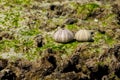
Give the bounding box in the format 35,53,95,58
53,28,74,43
75,30,92,41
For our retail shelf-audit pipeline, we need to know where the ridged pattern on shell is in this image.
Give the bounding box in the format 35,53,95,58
75,30,92,41
53,29,74,43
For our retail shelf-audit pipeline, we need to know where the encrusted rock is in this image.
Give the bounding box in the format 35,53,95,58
0,59,8,71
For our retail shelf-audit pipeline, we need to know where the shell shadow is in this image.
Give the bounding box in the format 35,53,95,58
56,38,94,44
56,39,76,44
89,39,94,42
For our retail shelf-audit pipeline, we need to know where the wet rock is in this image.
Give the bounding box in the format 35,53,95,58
112,4,120,14
102,75,108,80
18,73,25,80
98,28,106,34
39,57,55,77
70,54,80,65
78,72,89,80
61,54,80,73
47,55,57,69
106,30,115,38
90,7,104,18
90,65,109,80
31,5,41,10
1,32,10,38
0,69,16,80
31,52,57,79
43,48,56,56
46,11,55,18
0,32,14,40
0,73,4,79
15,59,32,71
61,61,78,73
99,48,111,61
115,62,120,78
113,44,120,61
55,10,62,16
47,3,63,18
34,34,45,47
0,59,8,71
116,29,120,33
115,29,120,40
44,71,80,80
117,12,120,24
86,59,98,73
42,49,58,70
47,48,53,54
47,3,75,18
39,22,47,30
57,72,79,80
0,36,2,40
112,4,120,24
65,18,77,24
50,4,56,10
